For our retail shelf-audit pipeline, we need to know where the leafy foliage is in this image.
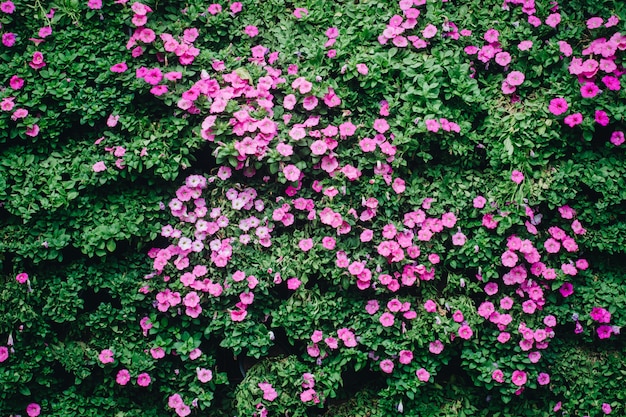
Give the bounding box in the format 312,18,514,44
0,0,625,416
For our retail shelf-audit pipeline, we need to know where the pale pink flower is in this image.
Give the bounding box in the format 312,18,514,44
473,196,486,208
422,24,437,38
506,71,525,87
545,13,561,28
416,368,430,382
244,25,258,37
92,161,107,172
495,51,511,66
283,164,301,181
197,368,213,382
511,170,524,184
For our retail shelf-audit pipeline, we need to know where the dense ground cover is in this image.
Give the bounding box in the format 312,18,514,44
1,0,625,415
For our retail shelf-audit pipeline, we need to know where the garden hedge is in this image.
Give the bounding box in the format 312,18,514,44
1,0,625,416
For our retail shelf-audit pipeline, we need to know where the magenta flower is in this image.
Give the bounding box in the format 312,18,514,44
88,0,102,9
26,403,41,417
110,62,128,73
287,277,301,290
511,370,527,386
484,282,498,296
116,369,131,385
602,403,612,414
595,110,610,126
610,131,624,146
590,307,611,323
9,75,24,90
207,3,222,14
29,51,46,70
597,325,613,339
137,372,151,387
580,82,600,98
564,113,583,128
0,346,9,362
559,282,574,297
537,373,550,385
0,1,15,13
548,98,568,116
15,272,29,283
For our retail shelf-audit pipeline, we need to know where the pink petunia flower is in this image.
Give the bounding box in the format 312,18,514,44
511,170,524,184
116,369,131,385
99,349,114,364
506,71,525,87
416,368,430,382
610,131,624,146
26,404,41,417
564,113,583,128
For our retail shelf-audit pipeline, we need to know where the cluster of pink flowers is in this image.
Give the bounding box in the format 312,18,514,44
379,0,452,49
424,117,461,133
590,307,619,339
258,382,278,401
550,22,625,144
168,393,192,417
306,328,357,360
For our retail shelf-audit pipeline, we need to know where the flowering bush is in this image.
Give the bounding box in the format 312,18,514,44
0,0,624,416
